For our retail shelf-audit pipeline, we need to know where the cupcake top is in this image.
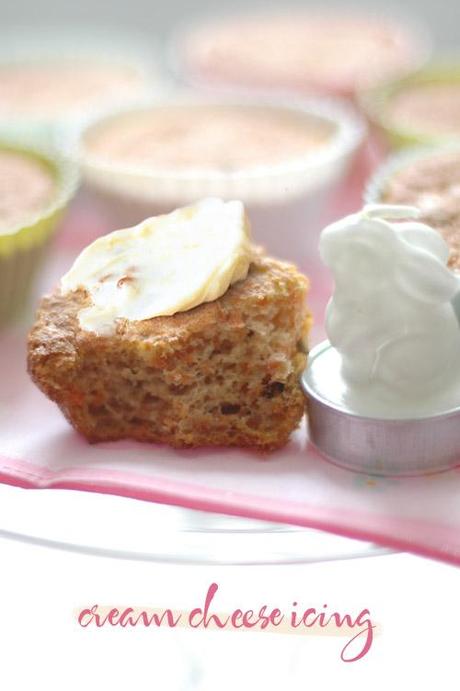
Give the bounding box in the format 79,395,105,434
0,60,149,119
384,81,460,138
379,149,460,269
81,103,335,171
0,149,55,231
179,12,425,96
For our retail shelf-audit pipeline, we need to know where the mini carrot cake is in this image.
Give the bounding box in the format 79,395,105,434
0,60,149,119
178,11,426,97
383,79,460,139
0,140,78,326
379,149,460,269
0,149,55,229
28,198,311,450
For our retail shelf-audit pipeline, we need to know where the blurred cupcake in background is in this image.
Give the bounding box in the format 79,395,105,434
0,28,164,144
172,8,430,101
365,145,460,269
72,95,365,272
171,8,427,211
361,65,460,150
0,137,79,327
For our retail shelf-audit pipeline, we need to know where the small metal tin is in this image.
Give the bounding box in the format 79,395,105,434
300,341,460,476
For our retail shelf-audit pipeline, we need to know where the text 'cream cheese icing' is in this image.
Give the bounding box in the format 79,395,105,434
313,203,460,418
61,198,253,334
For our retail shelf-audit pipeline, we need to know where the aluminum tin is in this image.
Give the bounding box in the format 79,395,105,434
300,341,460,476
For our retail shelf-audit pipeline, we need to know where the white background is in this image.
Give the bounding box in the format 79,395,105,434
1,0,458,49
0,534,458,690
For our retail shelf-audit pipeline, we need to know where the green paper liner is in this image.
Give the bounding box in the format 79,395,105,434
359,64,460,150
0,137,79,327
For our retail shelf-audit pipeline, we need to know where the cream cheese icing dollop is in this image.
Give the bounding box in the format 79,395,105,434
314,204,460,418
61,198,253,334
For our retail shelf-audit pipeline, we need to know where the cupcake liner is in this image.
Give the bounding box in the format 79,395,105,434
68,92,365,268
169,8,431,101
360,64,460,150
0,243,49,324
0,137,79,326
72,92,366,205
364,141,460,205
0,29,167,147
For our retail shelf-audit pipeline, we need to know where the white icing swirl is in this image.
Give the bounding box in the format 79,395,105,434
61,198,253,335
318,204,460,416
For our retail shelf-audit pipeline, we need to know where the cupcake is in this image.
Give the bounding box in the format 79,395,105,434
361,65,460,150
0,139,79,326
73,95,365,271
0,30,161,143
173,9,429,100
366,146,460,269
28,199,312,451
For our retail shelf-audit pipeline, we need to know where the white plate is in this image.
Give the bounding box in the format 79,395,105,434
0,483,391,565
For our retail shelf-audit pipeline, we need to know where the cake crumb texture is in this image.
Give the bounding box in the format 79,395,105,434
28,253,311,451
382,150,460,270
